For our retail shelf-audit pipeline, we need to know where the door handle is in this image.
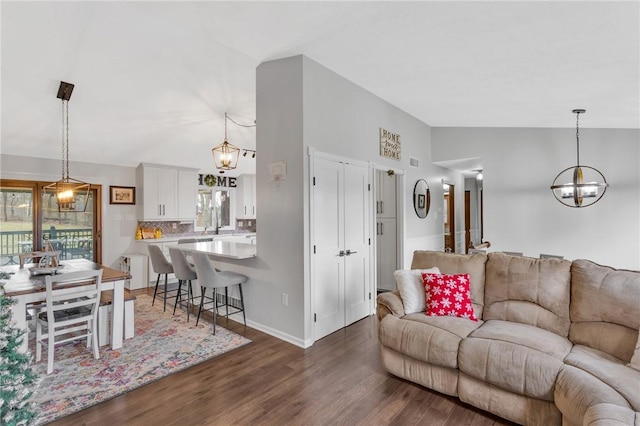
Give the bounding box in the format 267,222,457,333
338,250,346,257
346,250,357,256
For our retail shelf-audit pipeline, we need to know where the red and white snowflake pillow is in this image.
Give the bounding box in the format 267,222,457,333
421,273,478,321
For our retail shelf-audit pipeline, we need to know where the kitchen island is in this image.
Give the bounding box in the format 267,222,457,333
168,240,256,260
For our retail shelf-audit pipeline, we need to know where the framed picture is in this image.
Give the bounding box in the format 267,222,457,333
109,186,136,205
418,194,426,209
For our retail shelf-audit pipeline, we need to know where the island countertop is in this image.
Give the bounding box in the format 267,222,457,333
168,240,256,260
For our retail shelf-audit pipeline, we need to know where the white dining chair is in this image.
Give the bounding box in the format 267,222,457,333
36,269,103,374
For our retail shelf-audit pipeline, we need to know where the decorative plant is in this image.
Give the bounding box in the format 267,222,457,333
0,293,39,425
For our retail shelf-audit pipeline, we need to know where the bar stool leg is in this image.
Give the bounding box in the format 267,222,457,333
225,287,229,321
163,273,169,312
173,279,183,315
196,286,206,326
238,283,246,326
152,273,161,306
212,288,217,335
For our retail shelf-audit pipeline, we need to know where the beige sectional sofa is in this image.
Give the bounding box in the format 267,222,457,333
377,250,640,425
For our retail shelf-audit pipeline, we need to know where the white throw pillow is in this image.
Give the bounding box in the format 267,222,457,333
394,267,440,314
628,331,640,371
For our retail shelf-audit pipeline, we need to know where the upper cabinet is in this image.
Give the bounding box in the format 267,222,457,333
236,174,256,219
137,163,198,221
376,171,397,218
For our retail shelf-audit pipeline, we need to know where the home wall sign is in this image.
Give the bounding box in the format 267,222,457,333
379,127,401,160
198,174,237,188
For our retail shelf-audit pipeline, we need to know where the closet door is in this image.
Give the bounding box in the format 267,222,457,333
312,158,346,340
312,157,371,340
344,163,370,325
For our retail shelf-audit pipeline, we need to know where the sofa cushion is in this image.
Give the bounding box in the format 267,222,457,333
423,272,477,320
394,267,440,314
564,345,640,411
570,259,640,361
376,290,405,319
484,252,571,337
583,403,640,426
378,313,482,369
459,320,572,401
630,332,640,371
411,250,487,318
555,364,634,426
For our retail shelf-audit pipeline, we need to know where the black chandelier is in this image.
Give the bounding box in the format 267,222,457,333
550,109,608,208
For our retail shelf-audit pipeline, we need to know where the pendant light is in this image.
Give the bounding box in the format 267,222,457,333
43,81,90,212
211,112,240,173
550,109,608,208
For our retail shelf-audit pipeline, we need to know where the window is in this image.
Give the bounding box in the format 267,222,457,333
0,179,101,265
196,188,235,231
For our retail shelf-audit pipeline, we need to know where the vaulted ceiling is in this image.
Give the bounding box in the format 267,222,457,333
2,1,638,175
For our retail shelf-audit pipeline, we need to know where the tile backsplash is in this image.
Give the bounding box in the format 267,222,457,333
137,221,193,237
236,219,256,232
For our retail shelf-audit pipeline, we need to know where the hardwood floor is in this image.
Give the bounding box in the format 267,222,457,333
50,290,515,426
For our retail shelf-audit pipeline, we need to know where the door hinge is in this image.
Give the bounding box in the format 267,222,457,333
313,245,316,254
314,313,317,322
313,177,316,186
369,292,372,300
368,238,371,245
368,183,371,191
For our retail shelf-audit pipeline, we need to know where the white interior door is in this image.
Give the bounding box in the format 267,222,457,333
344,163,371,325
312,156,371,340
312,158,346,340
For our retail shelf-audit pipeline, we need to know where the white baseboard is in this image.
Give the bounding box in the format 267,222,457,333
224,312,312,348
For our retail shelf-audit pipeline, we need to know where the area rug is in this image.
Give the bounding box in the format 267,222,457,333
28,294,252,424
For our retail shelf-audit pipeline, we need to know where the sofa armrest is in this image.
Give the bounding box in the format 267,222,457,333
376,290,406,320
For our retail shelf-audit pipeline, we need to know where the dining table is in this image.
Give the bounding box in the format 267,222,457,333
0,258,130,354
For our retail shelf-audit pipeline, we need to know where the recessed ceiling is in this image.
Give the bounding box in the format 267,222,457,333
2,1,638,175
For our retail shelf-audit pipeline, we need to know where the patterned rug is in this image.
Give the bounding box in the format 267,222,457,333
28,293,252,424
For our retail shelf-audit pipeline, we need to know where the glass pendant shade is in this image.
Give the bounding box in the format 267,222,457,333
212,112,240,171
212,140,240,171
550,109,608,208
42,81,90,212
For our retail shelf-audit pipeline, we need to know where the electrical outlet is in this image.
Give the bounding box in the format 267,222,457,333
172,223,177,229
282,293,288,306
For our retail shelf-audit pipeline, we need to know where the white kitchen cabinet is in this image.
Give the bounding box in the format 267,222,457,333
376,218,397,292
137,163,198,221
121,254,148,290
376,170,397,218
375,169,399,292
236,174,256,219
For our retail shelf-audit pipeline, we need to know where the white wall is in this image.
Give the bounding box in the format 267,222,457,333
432,127,640,269
0,154,139,269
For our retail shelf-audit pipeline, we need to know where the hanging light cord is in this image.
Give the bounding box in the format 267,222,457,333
575,110,581,167
226,113,256,128
61,99,70,179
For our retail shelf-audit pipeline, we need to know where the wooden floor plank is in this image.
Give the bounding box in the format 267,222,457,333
48,289,516,425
